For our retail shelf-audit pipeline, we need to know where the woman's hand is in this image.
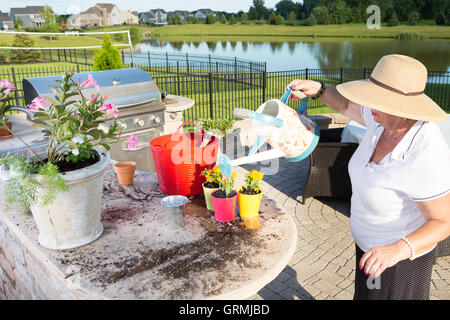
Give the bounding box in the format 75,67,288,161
287,79,322,100
359,241,411,278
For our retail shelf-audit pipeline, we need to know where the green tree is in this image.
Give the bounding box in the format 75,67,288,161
312,6,330,24
327,0,352,24
93,34,124,71
9,28,42,63
388,11,400,26
305,12,318,25
241,13,250,24
206,13,216,24
249,0,269,20
129,26,141,45
14,17,23,29
268,11,277,24
276,0,296,18
39,6,59,39
394,0,416,21
229,14,237,24
220,14,227,24
287,11,297,25
409,11,420,25
435,11,447,25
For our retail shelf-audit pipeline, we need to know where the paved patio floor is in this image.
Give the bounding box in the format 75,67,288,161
235,157,450,300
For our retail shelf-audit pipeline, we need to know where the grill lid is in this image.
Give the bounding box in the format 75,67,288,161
22,68,161,109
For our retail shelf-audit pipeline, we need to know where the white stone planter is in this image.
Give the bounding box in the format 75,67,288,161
30,151,110,250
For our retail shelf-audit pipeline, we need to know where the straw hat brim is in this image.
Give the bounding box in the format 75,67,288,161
336,79,447,122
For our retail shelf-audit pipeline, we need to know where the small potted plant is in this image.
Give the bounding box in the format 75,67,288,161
0,71,122,250
238,170,264,230
200,165,222,211
0,79,16,139
211,171,237,222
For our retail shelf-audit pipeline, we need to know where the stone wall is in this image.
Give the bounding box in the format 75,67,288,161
0,215,79,299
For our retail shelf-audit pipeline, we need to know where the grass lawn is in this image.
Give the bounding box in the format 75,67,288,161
149,23,450,40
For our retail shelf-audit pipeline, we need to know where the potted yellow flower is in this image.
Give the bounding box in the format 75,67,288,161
200,165,222,211
238,170,264,230
211,171,237,222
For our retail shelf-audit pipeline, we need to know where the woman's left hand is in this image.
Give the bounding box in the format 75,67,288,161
359,242,408,278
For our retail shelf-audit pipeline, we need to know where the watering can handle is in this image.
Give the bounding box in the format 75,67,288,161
233,108,284,128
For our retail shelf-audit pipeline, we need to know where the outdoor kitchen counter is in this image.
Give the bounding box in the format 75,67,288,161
0,164,297,300
162,94,195,134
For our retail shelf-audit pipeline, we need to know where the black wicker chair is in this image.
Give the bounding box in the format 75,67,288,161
301,127,358,204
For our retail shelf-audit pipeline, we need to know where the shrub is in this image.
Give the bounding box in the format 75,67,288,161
435,12,447,26
305,13,317,26
388,12,399,26
409,11,420,25
206,13,216,24
9,29,42,63
229,14,237,25
287,11,297,26
93,34,124,71
241,13,250,24
220,14,227,24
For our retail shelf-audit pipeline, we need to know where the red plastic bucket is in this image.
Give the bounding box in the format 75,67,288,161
211,190,237,222
150,122,220,196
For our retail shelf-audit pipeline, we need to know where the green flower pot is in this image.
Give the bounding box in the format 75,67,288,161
202,183,219,211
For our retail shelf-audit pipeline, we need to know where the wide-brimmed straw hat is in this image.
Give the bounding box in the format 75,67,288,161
336,54,447,122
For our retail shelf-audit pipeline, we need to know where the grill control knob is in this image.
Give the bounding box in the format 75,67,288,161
118,121,127,130
153,117,161,124
136,119,145,127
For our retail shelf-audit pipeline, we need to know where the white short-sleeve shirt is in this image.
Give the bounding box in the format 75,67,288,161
348,106,450,256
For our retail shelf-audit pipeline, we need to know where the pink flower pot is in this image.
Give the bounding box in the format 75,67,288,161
211,190,237,222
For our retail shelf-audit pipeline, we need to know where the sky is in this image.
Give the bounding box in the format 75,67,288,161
0,1,282,14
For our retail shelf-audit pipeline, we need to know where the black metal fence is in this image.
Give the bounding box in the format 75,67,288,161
1,63,449,122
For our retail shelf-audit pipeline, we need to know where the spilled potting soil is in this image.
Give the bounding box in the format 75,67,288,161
52,166,292,299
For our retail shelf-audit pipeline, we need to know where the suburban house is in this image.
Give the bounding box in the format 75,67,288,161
194,9,214,20
67,3,133,28
0,12,14,30
140,9,168,25
10,6,45,28
120,10,139,25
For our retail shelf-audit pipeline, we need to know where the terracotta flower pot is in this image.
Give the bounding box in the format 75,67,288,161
211,190,237,222
202,183,219,211
0,122,13,139
238,188,263,230
114,161,136,186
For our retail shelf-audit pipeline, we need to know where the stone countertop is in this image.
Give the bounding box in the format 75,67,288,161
0,164,297,300
162,94,195,113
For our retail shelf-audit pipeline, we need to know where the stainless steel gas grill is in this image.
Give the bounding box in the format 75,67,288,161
20,68,166,172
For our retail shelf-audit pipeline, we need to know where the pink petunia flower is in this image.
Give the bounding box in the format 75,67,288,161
87,96,97,104
125,135,138,150
102,93,109,102
0,79,16,96
99,103,119,119
28,96,46,112
79,74,99,90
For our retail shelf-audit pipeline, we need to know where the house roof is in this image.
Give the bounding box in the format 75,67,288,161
196,9,213,15
95,3,117,13
84,6,103,17
149,9,167,14
10,6,45,15
0,12,12,21
131,11,139,16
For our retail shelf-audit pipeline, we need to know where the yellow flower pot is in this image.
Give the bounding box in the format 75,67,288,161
202,183,219,211
238,189,263,218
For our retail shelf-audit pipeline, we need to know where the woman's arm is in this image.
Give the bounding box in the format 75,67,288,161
288,79,366,126
360,192,450,278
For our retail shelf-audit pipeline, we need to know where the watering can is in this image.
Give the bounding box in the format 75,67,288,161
230,87,320,166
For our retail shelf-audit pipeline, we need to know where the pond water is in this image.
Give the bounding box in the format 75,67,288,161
135,37,450,72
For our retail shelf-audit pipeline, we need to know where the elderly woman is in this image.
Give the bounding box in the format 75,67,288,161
288,54,450,300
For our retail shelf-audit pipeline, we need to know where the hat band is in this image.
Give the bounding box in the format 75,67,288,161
369,77,424,96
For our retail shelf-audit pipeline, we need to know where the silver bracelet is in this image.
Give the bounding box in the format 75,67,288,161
401,236,417,260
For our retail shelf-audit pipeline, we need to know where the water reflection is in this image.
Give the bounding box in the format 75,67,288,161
137,38,450,72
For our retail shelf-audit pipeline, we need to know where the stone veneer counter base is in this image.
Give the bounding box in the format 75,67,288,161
0,164,297,300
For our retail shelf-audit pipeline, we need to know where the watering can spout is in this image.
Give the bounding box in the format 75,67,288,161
230,149,285,166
